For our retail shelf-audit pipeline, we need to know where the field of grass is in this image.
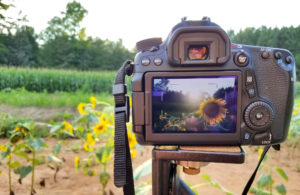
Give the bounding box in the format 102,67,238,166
0,88,113,107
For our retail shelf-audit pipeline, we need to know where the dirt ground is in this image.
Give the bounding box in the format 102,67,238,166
0,138,299,195
0,105,77,123
0,106,299,195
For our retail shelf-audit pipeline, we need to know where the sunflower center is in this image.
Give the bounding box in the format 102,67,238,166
203,102,220,118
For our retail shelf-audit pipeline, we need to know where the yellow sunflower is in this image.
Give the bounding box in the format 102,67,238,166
86,133,95,146
0,144,7,152
93,115,109,134
83,142,93,152
15,126,28,136
62,121,73,135
90,96,97,108
196,97,227,125
74,156,80,168
128,130,137,149
77,103,86,115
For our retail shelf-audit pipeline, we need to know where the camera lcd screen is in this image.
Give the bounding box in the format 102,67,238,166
152,76,238,134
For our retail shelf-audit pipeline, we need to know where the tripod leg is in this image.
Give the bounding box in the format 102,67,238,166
152,158,172,195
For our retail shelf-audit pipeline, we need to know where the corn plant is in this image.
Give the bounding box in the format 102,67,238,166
0,67,132,93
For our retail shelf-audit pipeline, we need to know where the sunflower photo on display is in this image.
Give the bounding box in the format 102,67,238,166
152,76,238,133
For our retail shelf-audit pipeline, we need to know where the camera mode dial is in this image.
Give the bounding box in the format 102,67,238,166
244,101,274,131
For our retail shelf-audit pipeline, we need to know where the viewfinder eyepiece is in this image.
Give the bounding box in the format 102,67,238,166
188,45,209,60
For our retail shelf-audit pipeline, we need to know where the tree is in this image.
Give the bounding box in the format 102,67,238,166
40,1,88,41
0,26,38,66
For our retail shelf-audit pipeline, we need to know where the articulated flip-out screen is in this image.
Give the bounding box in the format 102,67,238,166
152,76,238,134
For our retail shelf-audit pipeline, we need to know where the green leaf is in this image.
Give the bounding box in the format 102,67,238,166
133,159,152,181
9,161,21,169
87,115,98,122
50,124,63,134
276,184,286,195
48,154,62,164
14,143,28,152
99,172,110,188
28,138,45,151
14,151,29,160
52,144,61,155
201,174,212,182
96,146,112,165
135,181,152,195
257,174,273,189
14,166,32,179
276,167,288,181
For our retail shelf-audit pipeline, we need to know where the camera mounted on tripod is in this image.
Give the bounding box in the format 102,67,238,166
113,17,295,194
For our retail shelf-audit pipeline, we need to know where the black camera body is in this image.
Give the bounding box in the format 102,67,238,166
131,17,296,146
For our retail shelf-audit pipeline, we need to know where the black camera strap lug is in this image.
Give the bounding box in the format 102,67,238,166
113,60,135,195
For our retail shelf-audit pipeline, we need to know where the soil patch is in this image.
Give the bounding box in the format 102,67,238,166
0,139,299,195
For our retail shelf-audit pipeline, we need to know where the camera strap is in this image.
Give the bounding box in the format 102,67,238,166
113,60,135,195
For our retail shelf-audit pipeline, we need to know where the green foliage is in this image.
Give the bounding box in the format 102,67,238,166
0,113,30,138
0,26,38,67
0,88,113,107
296,82,300,97
288,102,300,147
133,159,152,181
40,1,87,40
250,150,289,195
0,67,122,93
276,168,288,182
14,165,32,179
0,1,134,70
192,174,233,195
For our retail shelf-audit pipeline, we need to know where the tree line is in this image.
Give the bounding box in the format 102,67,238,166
0,1,134,70
0,1,299,78
229,26,300,80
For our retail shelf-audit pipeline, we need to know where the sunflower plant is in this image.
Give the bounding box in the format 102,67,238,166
50,96,138,194
288,103,300,151
0,122,47,195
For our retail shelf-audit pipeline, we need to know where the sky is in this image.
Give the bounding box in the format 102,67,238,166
166,77,236,99
7,0,300,50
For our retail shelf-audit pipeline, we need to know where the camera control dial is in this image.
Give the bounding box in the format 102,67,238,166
244,101,274,131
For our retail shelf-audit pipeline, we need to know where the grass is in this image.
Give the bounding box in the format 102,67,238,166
0,88,113,107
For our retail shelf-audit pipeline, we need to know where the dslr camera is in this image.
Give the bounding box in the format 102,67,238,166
129,17,295,146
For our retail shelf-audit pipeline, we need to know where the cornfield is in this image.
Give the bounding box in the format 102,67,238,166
0,67,129,93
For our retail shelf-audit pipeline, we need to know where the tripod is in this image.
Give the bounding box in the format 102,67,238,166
152,146,245,195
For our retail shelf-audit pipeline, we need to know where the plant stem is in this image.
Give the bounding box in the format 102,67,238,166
31,149,36,194
8,154,12,193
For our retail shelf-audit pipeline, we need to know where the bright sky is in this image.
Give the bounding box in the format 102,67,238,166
8,0,300,50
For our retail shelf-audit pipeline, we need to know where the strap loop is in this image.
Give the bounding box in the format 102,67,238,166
113,60,135,195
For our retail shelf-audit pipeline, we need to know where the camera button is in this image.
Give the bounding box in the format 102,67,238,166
245,71,254,85
234,51,249,66
261,51,270,59
246,87,255,98
244,132,251,140
274,51,282,59
254,132,272,145
154,58,163,66
285,56,293,64
141,58,150,66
